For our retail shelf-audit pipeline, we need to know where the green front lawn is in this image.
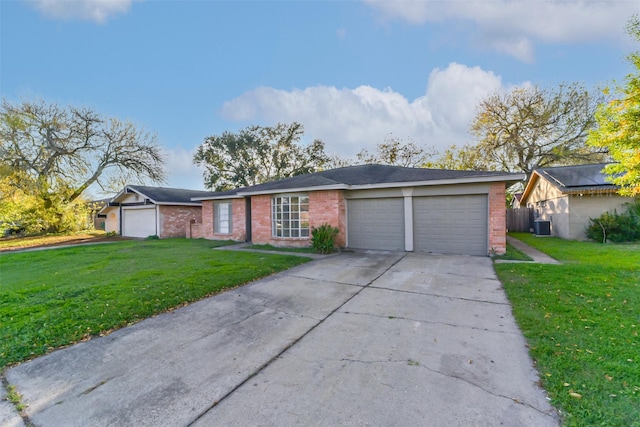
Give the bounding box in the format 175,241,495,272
496,233,640,426
0,239,310,369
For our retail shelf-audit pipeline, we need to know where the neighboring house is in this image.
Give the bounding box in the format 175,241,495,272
87,198,109,230
519,163,631,240
100,185,213,238
189,164,524,256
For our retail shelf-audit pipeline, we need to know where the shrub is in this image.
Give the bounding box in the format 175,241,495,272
586,200,640,243
311,224,339,254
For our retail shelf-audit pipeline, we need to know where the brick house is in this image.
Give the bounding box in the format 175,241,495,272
100,186,213,238
190,165,524,256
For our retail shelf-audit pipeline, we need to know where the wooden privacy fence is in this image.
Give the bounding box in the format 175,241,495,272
506,207,534,232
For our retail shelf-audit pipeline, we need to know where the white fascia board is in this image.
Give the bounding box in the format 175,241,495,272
154,202,202,206
191,195,244,201
237,184,348,196
347,174,526,191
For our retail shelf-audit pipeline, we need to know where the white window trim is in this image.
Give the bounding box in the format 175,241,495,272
271,194,310,238
214,202,232,235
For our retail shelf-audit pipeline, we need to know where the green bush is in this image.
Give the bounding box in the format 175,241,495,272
311,223,340,254
586,200,640,243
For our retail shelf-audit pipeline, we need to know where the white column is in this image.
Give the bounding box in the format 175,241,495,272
402,188,414,252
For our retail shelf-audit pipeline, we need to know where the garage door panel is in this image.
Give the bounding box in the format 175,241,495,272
347,199,404,251
123,208,156,238
414,195,487,256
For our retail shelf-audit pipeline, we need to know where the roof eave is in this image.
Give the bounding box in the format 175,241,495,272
216,174,524,196
154,201,202,206
238,184,349,196
348,173,526,191
191,194,244,201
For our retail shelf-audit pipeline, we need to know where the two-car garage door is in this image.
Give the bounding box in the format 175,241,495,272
347,195,488,256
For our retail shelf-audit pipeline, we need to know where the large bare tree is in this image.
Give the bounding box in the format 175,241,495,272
469,83,608,181
0,99,165,232
0,99,166,200
355,135,435,167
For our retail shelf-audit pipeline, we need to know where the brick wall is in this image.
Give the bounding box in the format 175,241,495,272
309,190,346,247
230,199,246,241
192,199,245,241
250,195,273,244
159,205,202,238
188,222,204,239
488,182,507,255
250,191,346,248
199,201,214,238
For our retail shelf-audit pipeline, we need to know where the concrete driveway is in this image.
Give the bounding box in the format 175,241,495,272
4,252,559,426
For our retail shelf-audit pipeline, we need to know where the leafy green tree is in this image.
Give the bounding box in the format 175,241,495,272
588,16,640,196
0,99,165,233
193,122,329,191
469,83,607,181
356,135,434,167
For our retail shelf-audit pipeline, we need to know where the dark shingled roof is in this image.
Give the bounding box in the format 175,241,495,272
126,185,213,204
239,164,520,194
535,163,618,193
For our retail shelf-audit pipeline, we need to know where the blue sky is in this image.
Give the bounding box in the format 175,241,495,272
1,0,638,193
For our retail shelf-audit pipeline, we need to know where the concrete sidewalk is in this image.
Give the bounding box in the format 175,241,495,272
3,252,559,426
498,236,561,265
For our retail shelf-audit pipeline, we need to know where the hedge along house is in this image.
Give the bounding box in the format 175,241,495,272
100,186,213,238
190,165,524,256
519,163,631,240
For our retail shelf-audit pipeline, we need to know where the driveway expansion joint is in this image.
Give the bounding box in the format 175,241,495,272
340,311,520,335
368,285,512,306
186,253,408,426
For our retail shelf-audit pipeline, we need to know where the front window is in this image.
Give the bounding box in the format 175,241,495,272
272,195,309,238
214,202,232,234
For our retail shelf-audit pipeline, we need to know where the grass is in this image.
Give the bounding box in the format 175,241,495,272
0,230,109,251
0,238,310,369
492,242,533,261
496,233,640,426
245,243,317,253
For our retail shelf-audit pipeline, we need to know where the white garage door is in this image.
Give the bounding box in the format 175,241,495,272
122,207,157,238
347,198,404,251
413,195,488,256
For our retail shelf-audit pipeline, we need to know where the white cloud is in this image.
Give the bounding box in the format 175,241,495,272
363,0,634,61
163,147,207,190
31,0,134,23
221,63,509,158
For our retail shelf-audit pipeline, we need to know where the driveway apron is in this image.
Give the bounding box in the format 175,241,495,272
5,252,559,426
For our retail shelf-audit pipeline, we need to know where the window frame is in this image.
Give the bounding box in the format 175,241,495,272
271,194,310,238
